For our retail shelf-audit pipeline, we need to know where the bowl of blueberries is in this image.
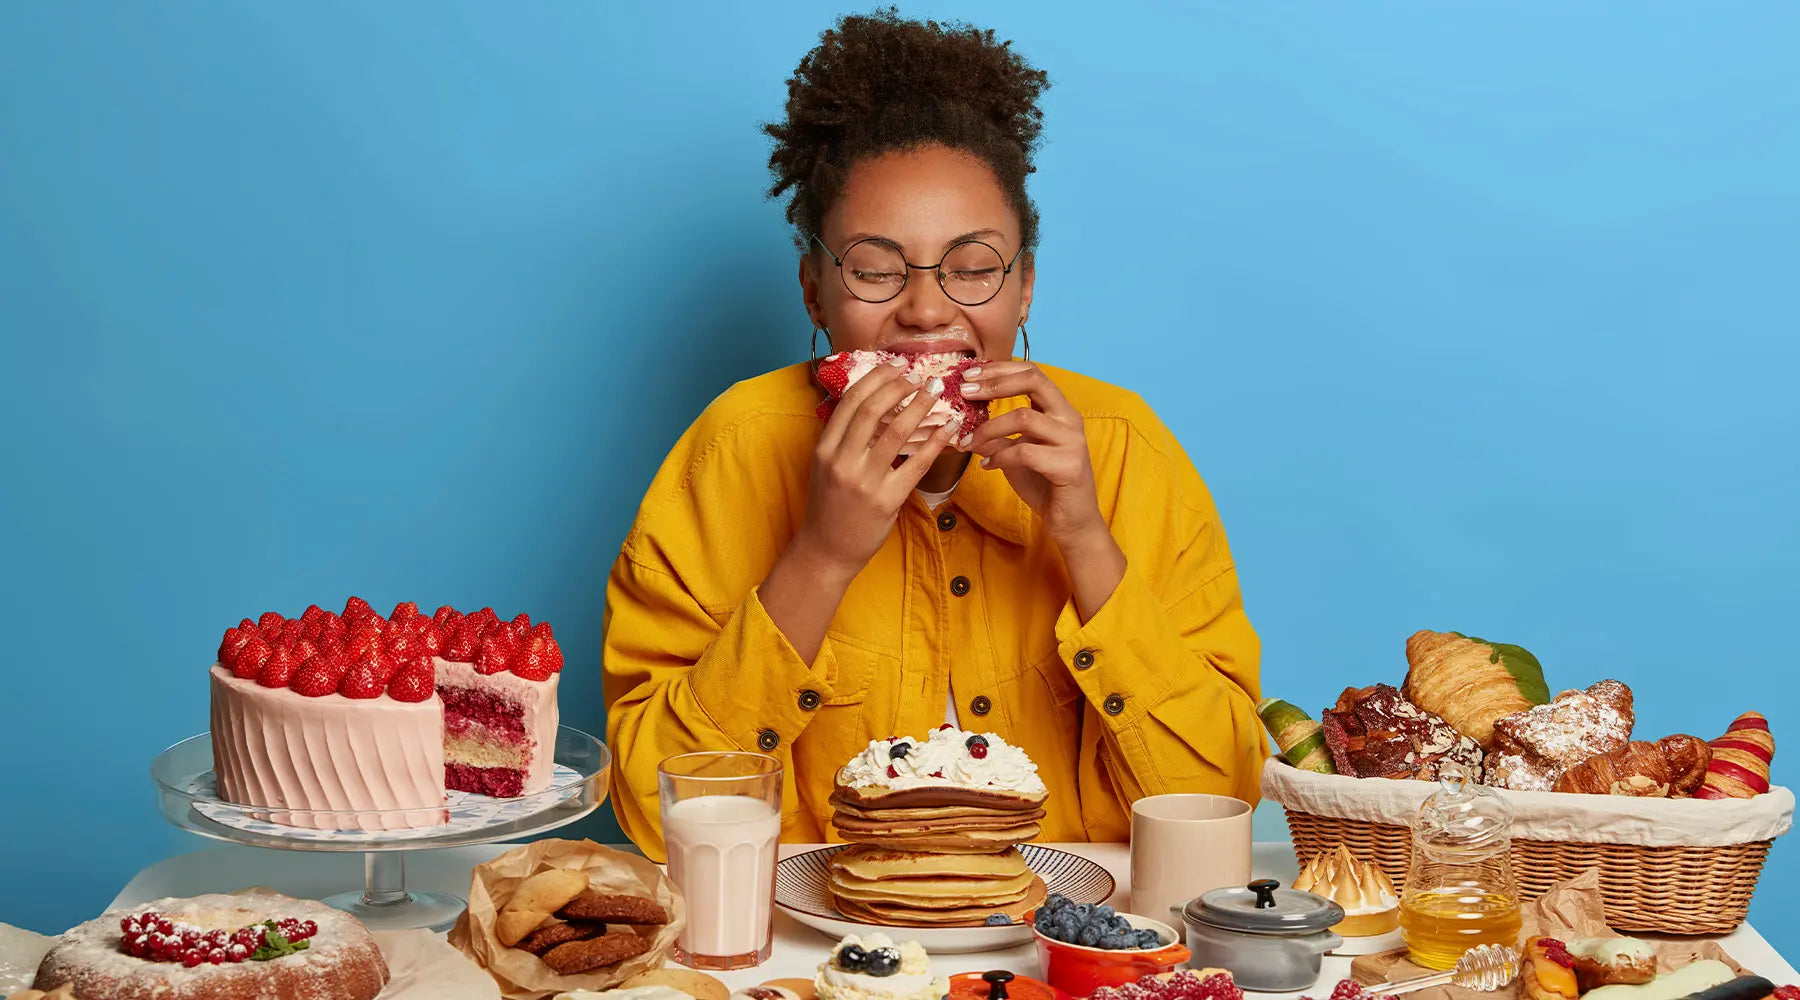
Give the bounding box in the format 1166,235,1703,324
1030,894,1191,998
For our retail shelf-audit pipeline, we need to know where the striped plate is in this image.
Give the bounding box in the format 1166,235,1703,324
774,843,1116,952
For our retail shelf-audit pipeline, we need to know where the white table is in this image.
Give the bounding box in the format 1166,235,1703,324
111,843,1799,996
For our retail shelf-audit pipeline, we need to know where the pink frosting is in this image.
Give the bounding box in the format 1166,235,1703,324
209,666,446,830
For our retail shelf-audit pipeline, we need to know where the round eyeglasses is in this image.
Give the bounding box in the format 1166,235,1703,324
812,235,1026,307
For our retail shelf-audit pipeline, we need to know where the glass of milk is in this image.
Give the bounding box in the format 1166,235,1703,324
657,751,783,969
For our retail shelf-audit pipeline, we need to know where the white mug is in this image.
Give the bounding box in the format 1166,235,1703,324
1130,793,1254,922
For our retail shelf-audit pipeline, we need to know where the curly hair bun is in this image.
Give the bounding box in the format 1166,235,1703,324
765,7,1050,250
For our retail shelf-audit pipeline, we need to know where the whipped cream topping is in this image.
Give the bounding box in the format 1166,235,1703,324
1291,845,1398,916
838,726,1046,795
815,933,946,1000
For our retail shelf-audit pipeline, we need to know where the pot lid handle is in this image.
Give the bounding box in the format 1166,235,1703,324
1248,879,1280,909
983,970,1015,1000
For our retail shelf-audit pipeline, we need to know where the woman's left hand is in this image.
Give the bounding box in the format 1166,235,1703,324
957,361,1107,547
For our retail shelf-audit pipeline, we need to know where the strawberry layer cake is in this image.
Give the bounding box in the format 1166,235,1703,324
33,891,387,1000
815,350,990,438
209,597,562,830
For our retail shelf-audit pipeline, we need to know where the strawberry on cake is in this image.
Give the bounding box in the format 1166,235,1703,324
815,350,989,440
209,597,562,830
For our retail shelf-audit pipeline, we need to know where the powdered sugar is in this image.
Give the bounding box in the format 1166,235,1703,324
1486,680,1634,791
34,892,387,1000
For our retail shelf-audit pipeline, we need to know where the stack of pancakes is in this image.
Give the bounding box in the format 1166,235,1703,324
828,844,1047,925
827,774,1049,925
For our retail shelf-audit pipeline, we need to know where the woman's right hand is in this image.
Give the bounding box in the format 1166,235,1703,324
795,360,961,575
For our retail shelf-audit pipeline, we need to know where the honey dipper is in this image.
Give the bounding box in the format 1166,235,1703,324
1365,944,1521,995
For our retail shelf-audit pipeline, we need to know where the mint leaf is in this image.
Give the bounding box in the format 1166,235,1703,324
249,928,310,961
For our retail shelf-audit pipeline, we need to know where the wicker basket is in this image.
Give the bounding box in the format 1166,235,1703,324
1264,761,1792,936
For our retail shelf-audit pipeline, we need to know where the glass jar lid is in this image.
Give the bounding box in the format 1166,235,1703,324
1414,762,1513,857
1183,879,1345,935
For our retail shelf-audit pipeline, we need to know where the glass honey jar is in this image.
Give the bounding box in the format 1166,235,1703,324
1399,763,1523,970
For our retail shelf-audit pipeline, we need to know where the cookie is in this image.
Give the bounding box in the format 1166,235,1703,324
623,969,731,1000
557,890,669,924
541,931,651,974
497,867,590,946
517,919,606,955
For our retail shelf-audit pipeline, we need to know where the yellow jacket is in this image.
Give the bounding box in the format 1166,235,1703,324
603,361,1265,857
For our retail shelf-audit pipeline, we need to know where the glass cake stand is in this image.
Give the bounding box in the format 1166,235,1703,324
150,725,610,931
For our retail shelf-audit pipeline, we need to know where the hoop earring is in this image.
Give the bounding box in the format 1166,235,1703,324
811,326,827,364
1017,324,1031,362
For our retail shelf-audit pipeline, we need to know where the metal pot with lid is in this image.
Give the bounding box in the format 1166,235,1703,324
1179,879,1344,992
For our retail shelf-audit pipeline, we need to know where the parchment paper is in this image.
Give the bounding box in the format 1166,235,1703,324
1349,869,1751,1000
447,838,685,1000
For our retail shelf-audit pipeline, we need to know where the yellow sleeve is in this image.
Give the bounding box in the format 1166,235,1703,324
602,555,839,860
1052,447,1267,829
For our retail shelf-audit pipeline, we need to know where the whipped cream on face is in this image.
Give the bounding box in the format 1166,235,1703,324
815,933,947,1000
839,726,1047,795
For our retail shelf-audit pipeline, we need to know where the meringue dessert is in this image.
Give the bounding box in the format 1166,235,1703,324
1292,844,1400,936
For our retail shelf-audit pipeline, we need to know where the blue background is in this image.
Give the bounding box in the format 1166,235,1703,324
2,0,1796,948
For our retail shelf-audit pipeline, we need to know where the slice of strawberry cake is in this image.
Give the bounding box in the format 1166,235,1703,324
815,350,990,438
209,597,562,830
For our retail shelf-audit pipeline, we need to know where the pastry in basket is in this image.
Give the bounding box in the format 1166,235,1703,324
31,891,387,1000
1319,685,1484,781
1553,736,1713,798
1522,937,1580,1000
1259,698,1336,774
1565,937,1658,991
1486,680,1634,791
1553,741,1674,797
1291,844,1399,936
1696,712,1776,800
814,933,949,1000
1402,630,1551,748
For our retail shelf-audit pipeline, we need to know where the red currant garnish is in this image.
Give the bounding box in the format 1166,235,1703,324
886,765,899,778
182,950,204,968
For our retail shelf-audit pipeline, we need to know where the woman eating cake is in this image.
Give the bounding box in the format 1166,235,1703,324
602,10,1265,852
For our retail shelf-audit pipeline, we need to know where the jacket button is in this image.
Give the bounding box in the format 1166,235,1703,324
950,575,971,597
757,729,780,751
798,689,821,711
1103,694,1126,716
1073,648,1097,670
937,511,958,531
970,695,992,716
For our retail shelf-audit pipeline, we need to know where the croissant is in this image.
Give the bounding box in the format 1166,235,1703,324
1656,734,1712,798
1554,741,1672,797
1403,630,1551,748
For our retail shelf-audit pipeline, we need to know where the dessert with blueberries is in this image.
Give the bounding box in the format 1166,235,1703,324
815,933,950,1000
1034,894,1165,950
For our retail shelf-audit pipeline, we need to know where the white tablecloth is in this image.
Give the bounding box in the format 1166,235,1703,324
109,842,1799,997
